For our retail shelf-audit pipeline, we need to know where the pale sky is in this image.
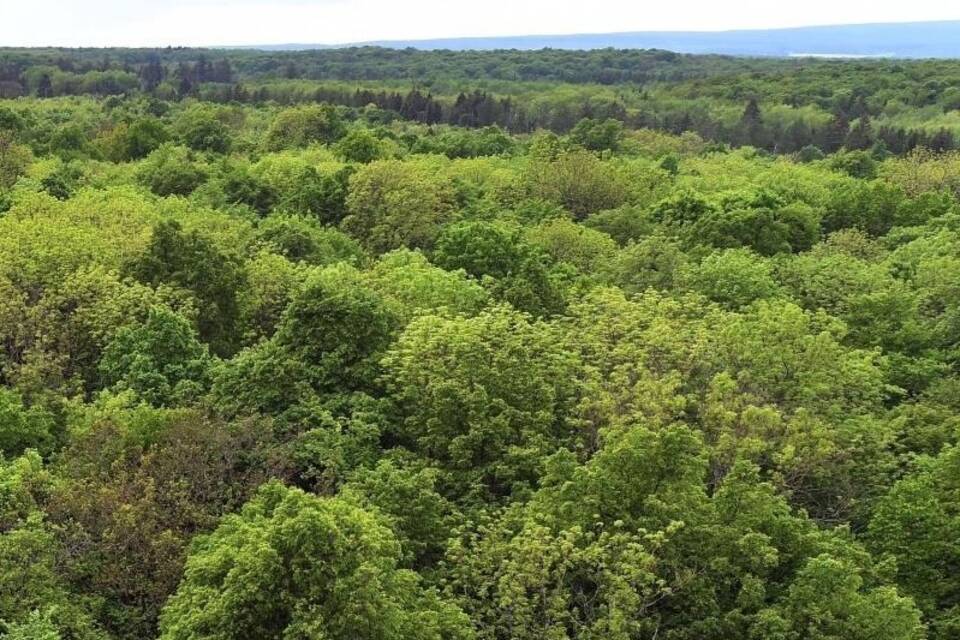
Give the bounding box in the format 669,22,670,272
1,0,958,47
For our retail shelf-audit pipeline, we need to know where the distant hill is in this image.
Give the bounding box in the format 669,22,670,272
243,20,960,58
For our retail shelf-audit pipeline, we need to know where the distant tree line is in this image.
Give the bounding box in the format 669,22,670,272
4,48,960,153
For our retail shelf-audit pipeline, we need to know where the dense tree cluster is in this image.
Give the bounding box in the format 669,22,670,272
3,48,960,640
5,47,960,152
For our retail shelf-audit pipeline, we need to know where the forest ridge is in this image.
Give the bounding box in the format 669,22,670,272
238,20,960,57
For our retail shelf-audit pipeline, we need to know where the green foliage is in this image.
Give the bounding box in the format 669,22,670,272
265,103,346,150
47,412,277,639
158,482,473,640
98,306,211,406
247,154,355,221
606,233,689,293
364,249,489,322
4,48,960,640
103,116,170,161
0,456,106,639
830,150,879,179
3,609,63,640
0,388,57,457
688,248,781,309
433,221,567,316
525,150,629,219
275,266,396,390
584,204,656,245
236,251,308,344
412,126,515,159
0,134,32,188
255,213,365,266
173,104,231,153
868,446,960,639
383,305,577,499
821,179,906,236
798,144,826,162
691,200,821,255
525,217,618,276
344,459,457,568
40,160,83,200
446,425,923,640
569,117,624,152
137,143,207,197
716,300,887,417
343,159,456,252
127,220,245,356
335,127,387,163
212,264,396,417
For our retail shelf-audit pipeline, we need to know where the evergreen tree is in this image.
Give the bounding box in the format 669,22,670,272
35,73,53,98
737,98,767,147
845,114,875,150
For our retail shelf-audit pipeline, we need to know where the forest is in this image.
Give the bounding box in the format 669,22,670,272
0,46,959,640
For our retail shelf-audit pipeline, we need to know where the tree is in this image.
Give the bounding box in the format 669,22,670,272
342,159,456,253
364,249,489,323
214,158,276,215
525,217,618,276
273,266,397,392
175,62,193,98
606,233,689,293
251,159,354,222
524,150,629,219
98,117,170,162
0,389,57,457
344,459,457,569
140,56,164,92
797,144,826,162
752,555,924,640
3,609,63,640
821,179,904,236
716,299,888,418
382,306,577,498
334,127,386,163
212,262,396,417
846,115,875,151
173,104,231,153
433,221,567,316
0,454,105,640
686,196,821,256
0,518,107,640
127,220,245,356
136,144,207,197
690,206,794,255
36,73,53,98
98,305,212,406
688,248,781,309
583,204,656,245
868,446,960,639
256,214,363,265
447,425,923,640
0,133,31,189
47,412,277,640
822,111,851,153
264,103,346,150
830,150,878,179
569,117,624,152
158,482,473,640
737,98,767,148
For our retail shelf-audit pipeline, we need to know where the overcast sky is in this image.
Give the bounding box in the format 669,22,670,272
1,0,958,47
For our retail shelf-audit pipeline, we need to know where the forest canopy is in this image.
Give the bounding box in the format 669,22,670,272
1,45,960,640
